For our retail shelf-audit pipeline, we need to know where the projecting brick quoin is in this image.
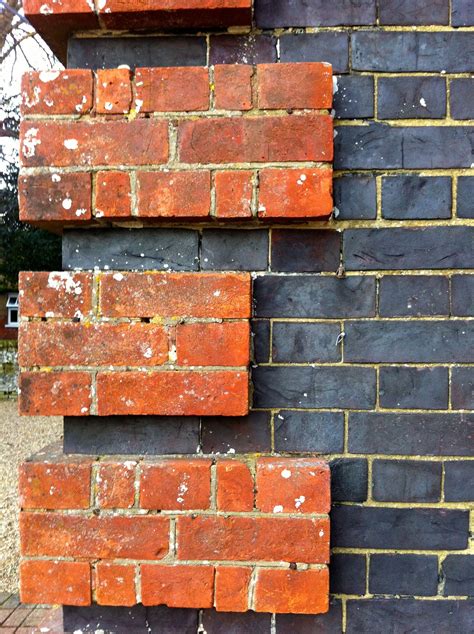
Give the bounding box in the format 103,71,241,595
19,446,330,614
19,63,333,226
18,271,251,417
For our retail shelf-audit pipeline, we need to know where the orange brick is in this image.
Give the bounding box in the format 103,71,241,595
215,170,253,218
217,461,254,512
214,65,252,110
19,172,91,223
97,462,137,509
141,565,214,608
19,461,91,510
135,67,209,112
96,370,249,416
256,458,331,514
95,563,136,607
258,168,333,219
257,62,333,110
254,568,329,614
96,69,132,114
21,70,92,115
176,322,250,367
19,372,92,417
137,171,211,218
95,171,132,218
215,567,251,612
20,560,91,607
19,271,93,319
140,459,211,511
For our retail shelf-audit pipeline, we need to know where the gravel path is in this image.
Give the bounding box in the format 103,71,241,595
0,401,62,592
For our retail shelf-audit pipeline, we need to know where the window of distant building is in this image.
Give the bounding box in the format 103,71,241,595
6,293,19,327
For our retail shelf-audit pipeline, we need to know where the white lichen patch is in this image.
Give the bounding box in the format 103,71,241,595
104,102,114,111
281,469,292,479
47,271,82,295
23,85,41,108
294,495,305,509
62,198,72,210
22,127,41,158
75,208,87,216
39,70,60,83
51,173,61,183
273,505,283,513
39,4,53,14
113,272,124,281
64,138,78,150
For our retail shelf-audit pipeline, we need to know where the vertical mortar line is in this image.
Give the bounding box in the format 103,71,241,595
376,174,383,220
341,596,347,633
440,460,446,503
268,318,274,363
373,74,379,121
447,365,453,411
135,559,142,605
252,169,259,218
197,229,203,272
134,460,141,508
270,614,276,634
170,517,177,558
210,462,217,511
452,175,458,218
365,553,371,596
367,456,374,502
206,33,210,67
90,459,98,509
210,170,216,217
168,119,178,164
270,410,275,454
248,566,258,611
209,64,215,110
343,410,349,454
446,75,452,120
198,417,203,455
267,226,272,269
130,170,138,216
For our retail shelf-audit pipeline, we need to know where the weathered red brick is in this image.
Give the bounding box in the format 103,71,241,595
20,513,169,560
21,70,92,115
99,272,251,319
215,567,251,612
96,69,132,114
95,171,132,218
140,459,211,510
257,63,333,110
258,168,333,219
95,563,136,607
141,565,214,608
254,568,329,614
135,67,209,112
214,65,252,110
96,370,249,416
215,170,253,218
178,115,333,163
176,321,250,366
137,171,211,218
216,461,254,512
19,372,92,417
256,458,331,514
19,271,93,319
19,461,91,510
177,516,330,563
20,560,91,607
97,462,137,509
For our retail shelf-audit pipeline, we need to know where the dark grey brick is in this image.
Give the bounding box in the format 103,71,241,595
332,506,469,550
344,228,474,270
272,322,341,363
442,556,474,597
379,0,449,25
444,462,474,501
382,176,451,220
452,0,474,26
346,599,474,633
271,230,340,273
255,0,376,27
253,366,376,409
201,230,268,271
276,599,342,633
348,412,474,456
378,77,446,119
379,367,449,410
352,32,474,72
335,123,403,169
334,75,374,119
279,33,350,73
450,79,474,120
254,275,376,318
209,35,276,65
333,175,376,220
274,411,344,453
457,177,474,219
62,228,199,271
251,320,270,364
370,554,439,596
201,412,271,454
452,275,474,316
330,458,369,502
202,610,271,634
372,460,442,503
452,367,474,410
330,554,366,595
379,276,450,317
68,37,207,69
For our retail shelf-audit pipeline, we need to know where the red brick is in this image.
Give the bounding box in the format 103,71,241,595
95,563,136,607
215,567,251,612
137,171,211,218
20,560,91,607
99,272,251,319
20,513,169,560
20,119,168,167
177,516,330,563
258,168,333,219
256,458,331,514
19,271,93,319
96,69,132,114
141,565,214,608
19,372,92,417
214,65,252,110
257,63,333,110
217,461,254,512
19,322,169,367
176,321,250,366
140,459,211,511
254,568,329,614
135,67,209,112
178,115,333,163
215,170,253,218
19,172,91,224
97,462,137,509
97,370,249,416
95,171,132,218
21,70,92,115
19,461,91,510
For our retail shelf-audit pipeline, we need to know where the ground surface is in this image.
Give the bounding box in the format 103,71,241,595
0,593,62,632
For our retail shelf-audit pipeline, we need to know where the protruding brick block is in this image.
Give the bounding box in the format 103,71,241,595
135,67,209,112
21,70,93,115
95,69,132,114
254,568,329,615
95,171,132,218
140,459,211,510
176,322,250,366
215,170,253,218
137,171,211,218
215,567,252,612
95,563,136,607
257,62,333,109
96,462,137,509
19,271,93,319
19,372,92,417
141,565,215,608
214,65,253,110
19,461,91,510
217,460,254,511
20,560,91,607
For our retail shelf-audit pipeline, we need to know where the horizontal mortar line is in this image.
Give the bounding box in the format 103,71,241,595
331,593,473,601
20,509,329,519
20,162,333,172
20,365,249,372
22,317,249,324
334,119,474,127
333,169,474,176
254,317,474,323
354,71,474,78
331,548,473,556
331,501,474,510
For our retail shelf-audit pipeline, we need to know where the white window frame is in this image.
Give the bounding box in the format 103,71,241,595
6,293,19,328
